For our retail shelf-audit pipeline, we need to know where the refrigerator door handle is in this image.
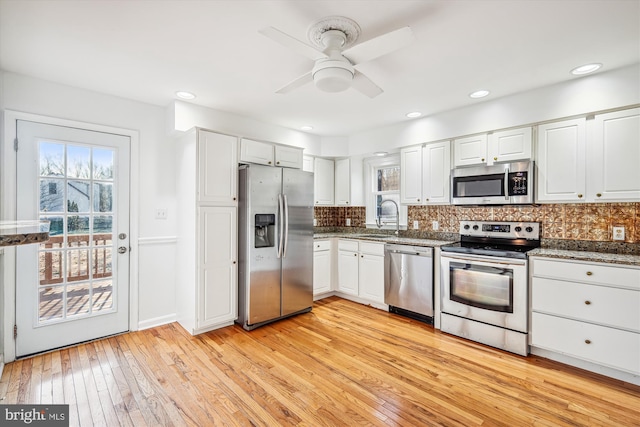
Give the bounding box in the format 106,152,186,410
277,193,284,258
283,194,289,258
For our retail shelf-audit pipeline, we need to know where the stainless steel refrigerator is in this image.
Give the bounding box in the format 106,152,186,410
237,163,314,330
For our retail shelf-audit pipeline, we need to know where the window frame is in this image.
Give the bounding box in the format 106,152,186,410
364,154,408,230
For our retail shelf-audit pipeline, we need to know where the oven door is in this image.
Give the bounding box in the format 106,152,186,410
440,252,528,333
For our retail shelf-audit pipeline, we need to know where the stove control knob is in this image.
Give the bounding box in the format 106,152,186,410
463,224,471,230
472,225,479,230
514,226,522,232
525,226,533,233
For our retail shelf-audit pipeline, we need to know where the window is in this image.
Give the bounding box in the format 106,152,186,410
365,155,407,229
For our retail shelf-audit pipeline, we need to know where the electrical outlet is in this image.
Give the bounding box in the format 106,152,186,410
155,208,168,220
612,226,625,241
432,221,439,231
413,220,419,230
346,218,351,226
313,218,317,227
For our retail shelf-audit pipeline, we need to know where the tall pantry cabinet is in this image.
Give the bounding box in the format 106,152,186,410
176,128,238,335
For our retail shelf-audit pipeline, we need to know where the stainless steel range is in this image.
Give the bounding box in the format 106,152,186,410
439,220,541,356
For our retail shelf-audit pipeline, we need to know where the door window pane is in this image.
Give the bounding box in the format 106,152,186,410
93,148,114,180
93,182,113,212
92,280,113,312
67,145,91,178
67,180,90,213
67,283,90,317
39,142,65,177
40,179,65,212
39,285,64,322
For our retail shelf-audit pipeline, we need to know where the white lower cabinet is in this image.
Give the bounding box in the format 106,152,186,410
337,239,385,305
530,257,640,376
313,240,332,295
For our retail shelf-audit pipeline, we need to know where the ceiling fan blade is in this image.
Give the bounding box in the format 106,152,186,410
275,71,313,94
343,26,415,65
259,27,327,61
351,70,383,98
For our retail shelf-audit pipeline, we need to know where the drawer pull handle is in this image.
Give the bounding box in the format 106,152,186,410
585,339,592,345
584,300,591,305
586,271,593,276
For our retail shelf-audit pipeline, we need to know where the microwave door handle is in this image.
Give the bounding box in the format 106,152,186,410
504,168,510,200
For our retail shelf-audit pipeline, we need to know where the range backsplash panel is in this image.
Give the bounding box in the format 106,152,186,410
314,203,640,243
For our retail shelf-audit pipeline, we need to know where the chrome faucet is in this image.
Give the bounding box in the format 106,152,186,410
376,199,400,235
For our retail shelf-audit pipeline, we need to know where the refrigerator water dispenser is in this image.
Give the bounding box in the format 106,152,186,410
254,213,275,248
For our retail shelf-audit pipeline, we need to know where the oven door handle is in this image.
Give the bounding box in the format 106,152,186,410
441,252,526,266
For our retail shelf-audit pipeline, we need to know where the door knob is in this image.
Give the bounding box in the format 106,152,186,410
118,246,127,254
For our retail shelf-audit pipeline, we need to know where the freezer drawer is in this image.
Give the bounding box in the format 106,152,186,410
384,245,434,318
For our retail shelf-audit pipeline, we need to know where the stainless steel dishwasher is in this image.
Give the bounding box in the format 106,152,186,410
384,244,434,323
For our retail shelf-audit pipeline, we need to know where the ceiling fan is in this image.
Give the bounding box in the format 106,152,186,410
259,16,415,98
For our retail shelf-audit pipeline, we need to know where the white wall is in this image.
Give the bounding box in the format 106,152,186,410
348,64,640,155
0,72,177,336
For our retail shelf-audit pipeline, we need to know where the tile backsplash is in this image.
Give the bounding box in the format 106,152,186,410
314,203,640,243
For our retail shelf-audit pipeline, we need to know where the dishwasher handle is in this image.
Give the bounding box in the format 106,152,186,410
384,244,433,257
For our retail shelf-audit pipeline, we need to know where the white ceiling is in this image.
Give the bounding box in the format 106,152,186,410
1,0,639,136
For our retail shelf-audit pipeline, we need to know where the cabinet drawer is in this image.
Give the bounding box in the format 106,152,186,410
531,312,640,374
338,239,359,252
314,240,331,251
359,241,385,256
532,258,640,290
532,277,640,332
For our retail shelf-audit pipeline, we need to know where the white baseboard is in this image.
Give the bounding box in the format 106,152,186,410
138,313,176,331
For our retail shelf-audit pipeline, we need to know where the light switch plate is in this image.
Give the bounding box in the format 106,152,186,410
612,226,625,241
155,208,167,220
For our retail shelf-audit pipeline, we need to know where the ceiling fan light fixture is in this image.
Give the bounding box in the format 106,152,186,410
312,59,354,93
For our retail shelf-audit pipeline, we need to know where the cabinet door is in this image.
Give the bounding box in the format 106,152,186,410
337,250,359,296
302,155,314,172
488,127,532,164
198,206,237,329
314,158,335,205
240,138,274,166
359,254,385,304
400,146,422,204
198,130,238,205
453,134,488,167
536,119,586,202
590,108,640,201
313,250,332,295
422,141,451,204
275,145,303,169
334,158,351,205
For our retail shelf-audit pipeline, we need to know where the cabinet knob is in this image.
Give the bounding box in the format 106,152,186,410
425,198,429,202
586,271,593,276
417,198,420,202
346,201,349,204
578,194,583,198
361,255,364,258
494,157,498,161
596,193,602,197
277,161,280,165
481,158,485,162
233,197,236,201
233,261,236,264
584,300,591,305
268,161,272,164
585,339,592,345
354,253,357,256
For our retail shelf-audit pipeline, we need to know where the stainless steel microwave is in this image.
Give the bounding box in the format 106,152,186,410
451,161,534,205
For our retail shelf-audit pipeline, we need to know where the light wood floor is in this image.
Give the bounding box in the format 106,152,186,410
1,296,639,426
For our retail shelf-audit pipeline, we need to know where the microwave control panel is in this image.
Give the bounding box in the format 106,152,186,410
508,171,528,196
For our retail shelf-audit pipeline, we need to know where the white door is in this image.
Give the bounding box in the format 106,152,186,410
15,120,130,357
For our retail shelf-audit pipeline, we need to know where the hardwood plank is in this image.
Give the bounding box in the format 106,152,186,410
0,296,638,427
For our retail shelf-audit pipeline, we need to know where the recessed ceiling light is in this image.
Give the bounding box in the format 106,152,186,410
373,151,388,157
406,111,422,118
175,91,196,100
571,63,602,75
300,125,313,131
469,90,490,99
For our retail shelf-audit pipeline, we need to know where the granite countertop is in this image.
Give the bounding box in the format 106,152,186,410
0,220,50,247
313,232,455,248
528,248,640,267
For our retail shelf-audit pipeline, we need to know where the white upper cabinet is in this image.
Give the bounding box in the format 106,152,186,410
400,141,451,205
589,108,640,201
302,155,314,172
454,127,532,167
274,145,303,169
334,158,351,205
537,108,640,203
314,157,335,205
536,118,587,202
198,130,238,205
453,134,488,167
240,138,303,169
240,138,274,166
400,146,422,204
488,127,532,164
422,140,451,204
